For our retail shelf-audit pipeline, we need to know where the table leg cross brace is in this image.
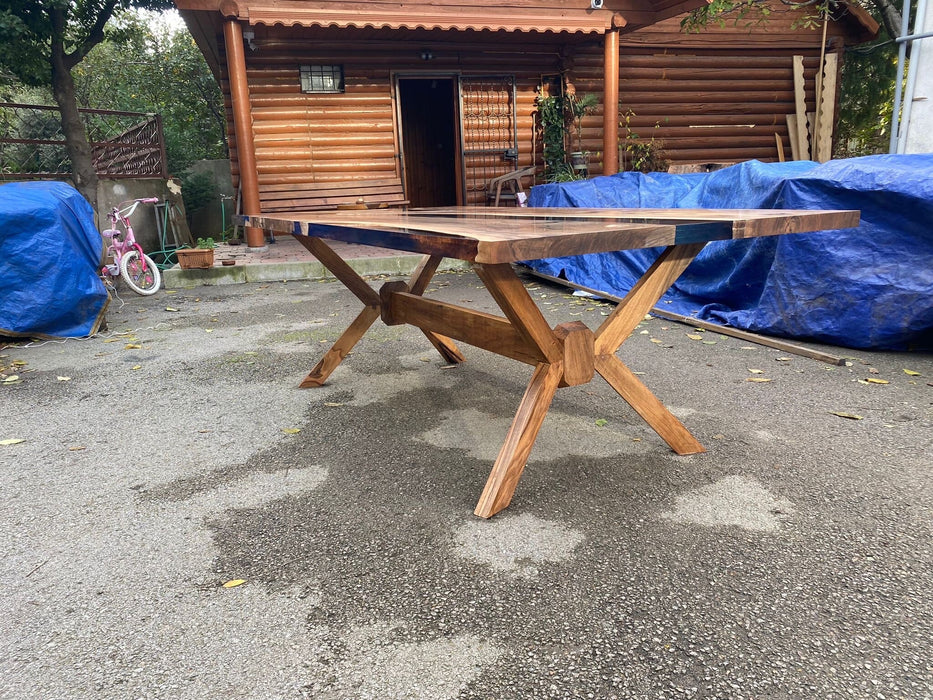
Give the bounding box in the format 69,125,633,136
295,235,706,519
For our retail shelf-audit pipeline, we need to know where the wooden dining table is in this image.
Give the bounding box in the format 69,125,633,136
240,206,860,518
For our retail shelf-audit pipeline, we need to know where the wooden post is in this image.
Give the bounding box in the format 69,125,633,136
223,18,264,249
602,27,620,175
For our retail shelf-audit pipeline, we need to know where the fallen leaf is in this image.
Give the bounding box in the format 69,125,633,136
650,338,663,344
165,290,178,295
702,340,717,345
904,369,921,376
124,343,141,350
281,427,301,434
1,438,25,446
775,357,792,362
165,307,180,312
830,411,863,420
69,446,86,451
865,378,889,384
686,334,703,341
2,375,20,383
868,367,879,374
323,402,344,407
222,579,246,589
748,369,765,374
595,418,608,427
746,377,772,383
57,376,71,381
131,365,142,370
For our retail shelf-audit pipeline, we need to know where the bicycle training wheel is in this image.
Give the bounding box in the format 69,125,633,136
120,250,162,295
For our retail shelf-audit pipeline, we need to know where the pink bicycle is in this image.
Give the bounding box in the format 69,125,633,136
100,198,162,296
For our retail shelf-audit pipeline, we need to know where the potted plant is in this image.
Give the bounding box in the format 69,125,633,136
566,92,598,174
176,236,216,269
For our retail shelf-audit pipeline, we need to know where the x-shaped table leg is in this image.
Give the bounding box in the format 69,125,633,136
593,243,707,455
473,244,706,518
293,236,462,388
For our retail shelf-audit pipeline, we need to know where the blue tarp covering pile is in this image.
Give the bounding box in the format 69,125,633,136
526,155,933,350
0,181,108,338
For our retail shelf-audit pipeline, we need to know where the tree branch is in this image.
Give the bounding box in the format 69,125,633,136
64,0,121,69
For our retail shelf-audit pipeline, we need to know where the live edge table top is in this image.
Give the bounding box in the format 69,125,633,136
241,207,861,264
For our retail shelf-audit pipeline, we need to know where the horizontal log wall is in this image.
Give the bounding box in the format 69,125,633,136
570,8,848,172
218,6,849,208
221,31,559,206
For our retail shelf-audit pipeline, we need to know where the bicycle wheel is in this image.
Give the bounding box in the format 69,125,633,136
120,249,161,295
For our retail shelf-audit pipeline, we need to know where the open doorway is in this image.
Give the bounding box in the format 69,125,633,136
397,77,460,208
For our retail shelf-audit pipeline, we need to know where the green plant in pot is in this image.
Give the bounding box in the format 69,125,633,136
566,92,598,173
536,93,568,182
176,236,216,269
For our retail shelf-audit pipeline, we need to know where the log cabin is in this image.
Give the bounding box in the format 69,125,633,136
174,0,877,246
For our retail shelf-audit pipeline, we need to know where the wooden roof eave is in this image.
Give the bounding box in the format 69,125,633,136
174,0,716,35
243,6,618,34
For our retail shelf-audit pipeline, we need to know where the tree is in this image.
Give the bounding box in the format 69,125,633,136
71,11,227,173
0,0,173,210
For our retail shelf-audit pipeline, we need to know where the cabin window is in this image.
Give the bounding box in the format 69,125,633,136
300,65,345,93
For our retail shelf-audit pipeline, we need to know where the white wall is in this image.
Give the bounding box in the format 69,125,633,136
903,6,933,152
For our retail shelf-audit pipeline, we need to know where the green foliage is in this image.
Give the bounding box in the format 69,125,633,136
72,11,226,173
181,170,216,216
619,110,670,173
835,42,898,157
536,94,568,180
195,236,215,250
535,90,597,182
566,92,599,153
681,0,772,32
0,0,174,87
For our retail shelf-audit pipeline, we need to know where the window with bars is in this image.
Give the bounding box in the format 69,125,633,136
300,65,345,93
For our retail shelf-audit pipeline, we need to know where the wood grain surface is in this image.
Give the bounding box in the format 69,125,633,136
241,207,859,264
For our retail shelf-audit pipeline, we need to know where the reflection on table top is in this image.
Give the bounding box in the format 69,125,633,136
240,206,861,264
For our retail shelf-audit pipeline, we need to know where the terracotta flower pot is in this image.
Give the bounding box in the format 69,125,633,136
176,248,215,269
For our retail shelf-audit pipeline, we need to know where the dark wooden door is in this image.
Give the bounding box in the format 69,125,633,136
398,77,459,208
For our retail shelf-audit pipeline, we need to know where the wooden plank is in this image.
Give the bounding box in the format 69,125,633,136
292,235,381,306
474,361,563,519
525,268,847,365
595,354,705,455
473,263,564,364
775,132,786,162
299,305,381,388
554,321,595,387
243,208,860,265
785,114,801,160
815,52,838,163
793,55,810,160
260,178,404,194
385,291,545,366
594,243,706,355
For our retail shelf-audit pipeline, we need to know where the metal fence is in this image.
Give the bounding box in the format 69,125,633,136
0,103,167,179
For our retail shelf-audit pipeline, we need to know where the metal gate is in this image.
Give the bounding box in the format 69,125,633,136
458,76,518,205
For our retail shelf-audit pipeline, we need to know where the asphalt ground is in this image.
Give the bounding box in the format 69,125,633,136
1,269,931,699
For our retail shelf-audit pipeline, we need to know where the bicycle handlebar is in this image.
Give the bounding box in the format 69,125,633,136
115,197,160,220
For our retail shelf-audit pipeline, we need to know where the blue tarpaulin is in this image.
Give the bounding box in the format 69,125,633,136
0,181,108,338
526,155,933,350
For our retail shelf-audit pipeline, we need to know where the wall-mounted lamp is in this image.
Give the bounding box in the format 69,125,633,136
420,49,434,61
243,29,257,51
